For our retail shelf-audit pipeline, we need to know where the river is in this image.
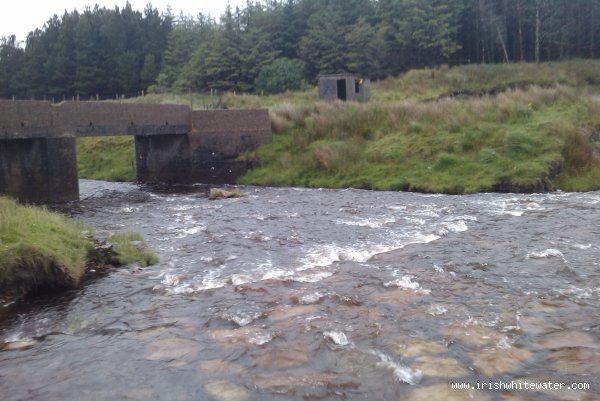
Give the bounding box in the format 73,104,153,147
1,180,599,401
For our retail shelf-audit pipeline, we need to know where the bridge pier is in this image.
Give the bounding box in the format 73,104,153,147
0,137,78,203
0,101,271,203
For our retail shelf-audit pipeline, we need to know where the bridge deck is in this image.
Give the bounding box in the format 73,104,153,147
0,101,193,139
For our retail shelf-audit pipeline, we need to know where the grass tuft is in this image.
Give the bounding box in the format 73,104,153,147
0,197,92,295
107,232,158,267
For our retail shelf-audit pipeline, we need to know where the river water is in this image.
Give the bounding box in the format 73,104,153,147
1,180,599,401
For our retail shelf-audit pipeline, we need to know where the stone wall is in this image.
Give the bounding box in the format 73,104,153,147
190,109,271,158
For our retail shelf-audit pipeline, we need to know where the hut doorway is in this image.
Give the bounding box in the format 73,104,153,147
337,79,347,101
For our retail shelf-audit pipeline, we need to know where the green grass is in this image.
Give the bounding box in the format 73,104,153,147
240,84,594,193
78,60,600,193
77,136,136,181
0,196,92,295
107,232,158,267
0,197,158,297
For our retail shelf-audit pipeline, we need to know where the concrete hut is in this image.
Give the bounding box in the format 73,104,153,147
317,74,370,102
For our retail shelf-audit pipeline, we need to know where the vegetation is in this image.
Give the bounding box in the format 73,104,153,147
2,1,600,98
1,3,170,99
73,60,600,194
107,232,158,267
0,197,91,295
0,197,158,297
238,61,600,193
77,136,136,182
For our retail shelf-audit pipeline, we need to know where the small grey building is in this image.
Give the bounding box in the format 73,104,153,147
318,74,370,102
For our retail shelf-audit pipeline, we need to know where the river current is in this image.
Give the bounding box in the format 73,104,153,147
1,180,599,401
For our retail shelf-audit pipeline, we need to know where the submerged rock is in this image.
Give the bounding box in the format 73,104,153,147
387,338,448,358
248,371,338,391
548,348,600,375
536,330,598,350
205,381,249,401
210,327,274,348
268,305,318,321
198,360,247,376
252,343,311,369
440,324,504,347
412,355,469,378
1,339,37,351
469,345,532,376
143,337,201,361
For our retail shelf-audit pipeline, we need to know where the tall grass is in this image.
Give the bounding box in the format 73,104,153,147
241,83,597,193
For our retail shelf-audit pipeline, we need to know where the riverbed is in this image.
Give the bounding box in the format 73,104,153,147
1,180,599,400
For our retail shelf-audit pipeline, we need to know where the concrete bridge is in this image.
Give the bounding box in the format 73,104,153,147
0,100,271,203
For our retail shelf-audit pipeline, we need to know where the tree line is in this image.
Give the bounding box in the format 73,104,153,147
1,0,599,99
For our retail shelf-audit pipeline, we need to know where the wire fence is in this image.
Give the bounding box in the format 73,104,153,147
0,88,247,110
3,90,146,102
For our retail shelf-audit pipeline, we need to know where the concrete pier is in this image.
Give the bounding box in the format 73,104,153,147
0,101,271,203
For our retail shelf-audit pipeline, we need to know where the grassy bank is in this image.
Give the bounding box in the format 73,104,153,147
0,197,157,297
77,136,136,182
77,60,600,193
242,84,600,193
0,197,92,295
239,61,600,193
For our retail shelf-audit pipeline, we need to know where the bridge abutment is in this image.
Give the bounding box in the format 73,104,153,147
0,101,271,203
135,134,192,184
0,137,78,203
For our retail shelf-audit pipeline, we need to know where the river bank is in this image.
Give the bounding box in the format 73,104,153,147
75,60,600,194
0,196,156,299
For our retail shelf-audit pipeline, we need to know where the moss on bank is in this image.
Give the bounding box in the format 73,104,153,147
0,197,157,298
